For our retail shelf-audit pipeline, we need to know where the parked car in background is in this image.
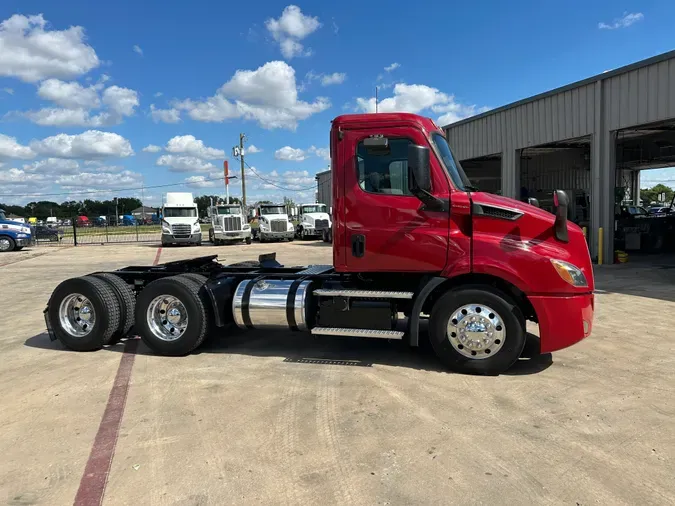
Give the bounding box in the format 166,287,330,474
648,206,674,216
34,225,63,242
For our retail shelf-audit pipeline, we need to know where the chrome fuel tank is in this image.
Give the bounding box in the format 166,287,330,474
232,278,314,330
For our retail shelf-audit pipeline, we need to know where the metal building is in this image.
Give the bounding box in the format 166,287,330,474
315,169,332,208
445,50,675,262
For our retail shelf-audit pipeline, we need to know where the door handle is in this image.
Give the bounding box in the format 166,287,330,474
351,234,365,258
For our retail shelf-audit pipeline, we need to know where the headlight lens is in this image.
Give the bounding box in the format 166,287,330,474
161,220,171,232
243,224,250,230
550,259,588,287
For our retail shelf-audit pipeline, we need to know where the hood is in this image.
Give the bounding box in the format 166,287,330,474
163,216,199,224
260,214,288,221
303,212,331,221
0,219,32,234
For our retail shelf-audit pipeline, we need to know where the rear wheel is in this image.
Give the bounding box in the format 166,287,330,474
135,276,211,355
429,286,526,375
91,273,136,344
245,236,252,245
0,236,15,252
47,276,121,351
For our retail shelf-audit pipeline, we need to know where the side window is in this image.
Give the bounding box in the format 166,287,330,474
357,138,413,196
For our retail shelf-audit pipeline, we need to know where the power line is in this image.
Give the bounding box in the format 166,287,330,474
244,160,315,192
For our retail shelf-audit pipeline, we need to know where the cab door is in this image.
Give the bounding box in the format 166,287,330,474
342,127,451,273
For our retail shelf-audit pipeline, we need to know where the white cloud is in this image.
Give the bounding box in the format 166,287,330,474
174,61,329,130
275,146,307,161
0,14,99,82
133,44,143,56
23,80,139,127
245,144,262,154
102,85,139,117
599,12,644,30
37,78,99,109
154,91,163,98
0,167,47,185
56,170,142,189
2,87,13,95
265,5,321,59
184,175,218,188
321,72,346,86
355,83,489,125
165,135,224,159
156,154,216,172
23,158,79,174
149,104,181,123
31,130,135,159
308,145,330,161
142,144,162,153
384,63,400,72
0,134,35,159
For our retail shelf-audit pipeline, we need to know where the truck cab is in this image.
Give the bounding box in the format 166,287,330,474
161,193,202,246
207,203,252,245
256,203,294,242
0,208,32,252
296,203,331,240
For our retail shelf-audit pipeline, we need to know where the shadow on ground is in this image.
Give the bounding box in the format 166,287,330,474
25,330,551,376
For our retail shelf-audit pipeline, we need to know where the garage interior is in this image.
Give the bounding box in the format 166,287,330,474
446,49,675,264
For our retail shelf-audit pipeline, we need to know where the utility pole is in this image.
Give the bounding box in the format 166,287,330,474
115,197,119,227
375,86,378,113
232,134,247,208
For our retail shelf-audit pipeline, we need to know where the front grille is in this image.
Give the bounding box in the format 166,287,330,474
271,220,286,232
315,219,329,230
171,224,191,237
222,216,242,231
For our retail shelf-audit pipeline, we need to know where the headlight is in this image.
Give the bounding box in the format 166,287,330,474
17,233,28,238
243,224,250,230
22,227,31,234
550,259,588,287
161,220,171,232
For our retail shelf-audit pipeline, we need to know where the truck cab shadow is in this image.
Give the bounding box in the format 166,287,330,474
24,330,551,375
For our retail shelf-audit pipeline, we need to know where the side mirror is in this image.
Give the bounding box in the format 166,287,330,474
552,190,569,242
407,145,431,193
527,197,540,208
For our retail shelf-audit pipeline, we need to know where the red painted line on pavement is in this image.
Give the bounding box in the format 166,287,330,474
73,247,162,506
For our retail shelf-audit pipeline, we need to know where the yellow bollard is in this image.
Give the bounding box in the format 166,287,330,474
582,227,587,238
598,227,603,265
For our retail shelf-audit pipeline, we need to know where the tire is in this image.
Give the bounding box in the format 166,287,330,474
14,246,24,251
322,230,329,243
288,236,294,242
428,286,526,375
92,273,136,344
176,273,208,286
0,236,16,252
135,276,211,355
245,237,252,245
209,229,214,244
47,276,121,351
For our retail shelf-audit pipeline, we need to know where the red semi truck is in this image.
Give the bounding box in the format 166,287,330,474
43,113,594,375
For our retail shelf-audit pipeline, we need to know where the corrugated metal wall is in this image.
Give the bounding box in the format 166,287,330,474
521,149,591,191
316,170,332,208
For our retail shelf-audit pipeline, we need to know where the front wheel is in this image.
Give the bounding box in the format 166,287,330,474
0,236,16,252
428,287,526,375
245,236,252,245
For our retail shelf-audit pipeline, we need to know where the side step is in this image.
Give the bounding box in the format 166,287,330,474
313,289,414,299
311,327,405,339
296,265,333,275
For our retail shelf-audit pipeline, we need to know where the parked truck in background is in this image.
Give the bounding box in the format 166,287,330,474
207,202,252,245
256,203,294,242
295,203,331,240
161,193,202,246
43,113,594,375
0,208,32,252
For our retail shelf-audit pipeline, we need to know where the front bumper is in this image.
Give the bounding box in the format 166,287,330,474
260,230,294,239
15,237,32,247
214,230,252,240
162,232,202,244
300,226,327,237
530,293,594,353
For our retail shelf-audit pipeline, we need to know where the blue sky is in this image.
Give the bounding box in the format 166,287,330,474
0,1,674,206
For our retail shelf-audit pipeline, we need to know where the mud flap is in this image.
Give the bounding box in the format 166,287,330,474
43,307,57,341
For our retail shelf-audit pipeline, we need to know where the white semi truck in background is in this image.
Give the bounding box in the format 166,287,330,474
161,192,202,246
295,203,331,240
256,203,294,242
207,202,252,245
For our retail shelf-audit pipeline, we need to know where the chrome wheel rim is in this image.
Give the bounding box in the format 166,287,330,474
447,304,505,360
147,295,188,341
59,293,96,338
0,238,11,251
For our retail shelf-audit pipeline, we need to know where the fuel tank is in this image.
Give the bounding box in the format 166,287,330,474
232,278,314,330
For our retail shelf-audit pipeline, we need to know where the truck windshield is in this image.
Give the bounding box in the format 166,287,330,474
164,207,197,218
0,210,6,220
430,133,470,191
261,206,286,215
301,205,326,213
217,207,238,215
